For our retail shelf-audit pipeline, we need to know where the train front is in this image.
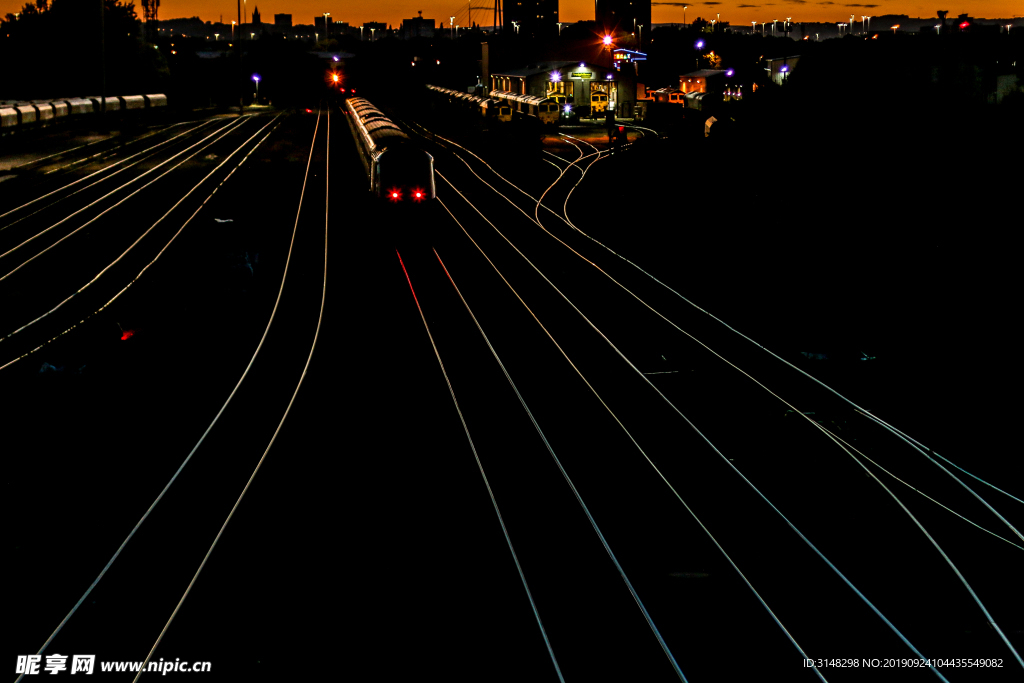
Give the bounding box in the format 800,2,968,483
375,143,436,204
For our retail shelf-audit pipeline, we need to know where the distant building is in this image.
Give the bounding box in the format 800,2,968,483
504,0,560,39
362,21,388,40
252,6,261,25
596,0,650,35
401,13,437,39
275,14,292,28
679,69,726,94
314,15,334,36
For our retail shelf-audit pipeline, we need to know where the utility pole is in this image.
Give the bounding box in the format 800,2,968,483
237,0,243,111
99,0,106,120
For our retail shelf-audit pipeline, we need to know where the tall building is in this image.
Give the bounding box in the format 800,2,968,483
252,6,261,25
596,0,650,35
505,0,559,39
274,14,292,28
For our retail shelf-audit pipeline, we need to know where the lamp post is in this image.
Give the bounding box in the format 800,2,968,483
683,6,687,26
252,74,259,103
862,15,868,33
215,33,219,41
850,14,855,33
890,24,899,35
761,22,766,36
231,21,236,40
638,24,643,50
449,17,454,39
370,27,376,41
323,12,330,40
752,21,756,35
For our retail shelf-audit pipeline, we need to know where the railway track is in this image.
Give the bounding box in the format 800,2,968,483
8,105,331,679
369,113,1023,681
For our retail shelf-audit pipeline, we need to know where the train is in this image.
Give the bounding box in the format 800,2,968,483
648,87,718,112
344,97,435,203
0,94,168,136
486,90,561,125
425,85,513,123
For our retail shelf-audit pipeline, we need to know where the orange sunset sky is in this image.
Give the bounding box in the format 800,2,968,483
2,1,1020,30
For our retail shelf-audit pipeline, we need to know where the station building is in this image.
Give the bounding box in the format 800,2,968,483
489,60,637,116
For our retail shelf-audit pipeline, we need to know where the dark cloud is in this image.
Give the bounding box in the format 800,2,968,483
844,3,879,6
651,2,726,5
817,1,835,4
785,0,808,3
737,3,761,6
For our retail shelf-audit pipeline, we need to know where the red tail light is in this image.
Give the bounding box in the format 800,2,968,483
389,190,402,202
412,189,425,201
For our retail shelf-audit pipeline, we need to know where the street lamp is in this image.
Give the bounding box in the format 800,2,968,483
250,32,254,39
637,24,643,50
752,21,756,34
557,22,564,35
449,16,454,39
231,20,236,40
761,22,766,36
370,27,376,41
323,12,330,40
890,24,899,35
683,6,687,26
862,16,869,33
214,33,219,41
512,21,519,34
252,74,259,103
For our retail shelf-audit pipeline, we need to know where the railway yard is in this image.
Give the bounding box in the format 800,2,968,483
4,102,1021,682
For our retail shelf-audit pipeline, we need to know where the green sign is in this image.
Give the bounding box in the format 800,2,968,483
570,71,593,79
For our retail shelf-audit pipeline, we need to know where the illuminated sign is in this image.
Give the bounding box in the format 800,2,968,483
570,71,593,79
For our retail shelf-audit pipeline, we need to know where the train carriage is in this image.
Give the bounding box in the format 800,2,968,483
425,85,512,123
487,90,560,125
345,97,435,203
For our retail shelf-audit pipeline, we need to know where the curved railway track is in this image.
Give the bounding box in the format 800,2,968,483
9,106,332,680
368,111,1022,681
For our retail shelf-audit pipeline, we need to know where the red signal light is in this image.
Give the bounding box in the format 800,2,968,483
959,21,969,28
412,188,425,202
618,126,624,132
389,189,402,202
